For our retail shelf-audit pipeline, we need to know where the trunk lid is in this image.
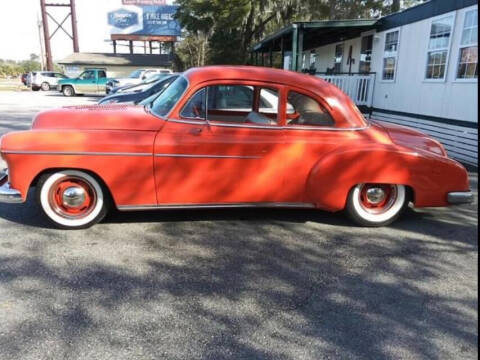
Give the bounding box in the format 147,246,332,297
372,120,447,156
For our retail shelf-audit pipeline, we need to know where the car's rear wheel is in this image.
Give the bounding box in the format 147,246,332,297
36,170,108,229
62,85,75,97
346,183,408,227
32,86,40,91
41,82,50,91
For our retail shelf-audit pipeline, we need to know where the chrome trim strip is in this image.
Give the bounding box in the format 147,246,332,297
155,154,260,159
447,191,474,204
117,202,316,211
168,118,370,131
2,151,152,157
285,124,371,131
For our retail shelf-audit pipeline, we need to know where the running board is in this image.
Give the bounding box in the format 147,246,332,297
117,202,316,211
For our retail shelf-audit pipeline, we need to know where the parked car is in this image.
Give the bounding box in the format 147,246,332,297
105,72,175,96
106,68,173,94
99,74,178,105
28,71,68,91
0,66,473,229
57,68,110,96
20,73,28,86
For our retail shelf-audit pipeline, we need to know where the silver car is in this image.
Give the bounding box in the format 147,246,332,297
28,71,68,91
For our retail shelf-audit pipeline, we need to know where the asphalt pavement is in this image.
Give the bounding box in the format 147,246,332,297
0,91,477,360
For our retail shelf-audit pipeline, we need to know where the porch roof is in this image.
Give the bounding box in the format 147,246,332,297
252,19,378,53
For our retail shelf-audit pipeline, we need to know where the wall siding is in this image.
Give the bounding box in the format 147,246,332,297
370,5,478,124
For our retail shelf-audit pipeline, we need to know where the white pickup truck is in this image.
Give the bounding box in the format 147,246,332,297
106,68,172,94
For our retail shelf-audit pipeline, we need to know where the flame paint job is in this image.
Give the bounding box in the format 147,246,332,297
0,66,470,211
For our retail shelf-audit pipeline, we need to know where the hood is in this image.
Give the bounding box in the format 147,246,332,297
373,120,447,157
32,104,163,131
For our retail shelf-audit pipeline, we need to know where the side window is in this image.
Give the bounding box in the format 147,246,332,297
180,88,206,119
79,71,95,80
457,9,478,79
208,85,278,125
98,70,107,78
209,85,253,110
286,91,335,127
180,85,280,125
425,15,454,80
383,30,400,81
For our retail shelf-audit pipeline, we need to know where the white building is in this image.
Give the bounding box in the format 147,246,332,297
252,0,478,166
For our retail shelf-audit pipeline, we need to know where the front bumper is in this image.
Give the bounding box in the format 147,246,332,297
447,191,474,205
0,169,23,204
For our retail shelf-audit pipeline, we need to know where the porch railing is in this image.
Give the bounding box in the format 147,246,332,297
315,73,376,107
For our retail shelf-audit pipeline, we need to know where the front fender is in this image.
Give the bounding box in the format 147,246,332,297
1,130,158,207
306,145,469,211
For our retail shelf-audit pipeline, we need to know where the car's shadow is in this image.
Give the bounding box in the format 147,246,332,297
0,188,476,239
0,189,350,229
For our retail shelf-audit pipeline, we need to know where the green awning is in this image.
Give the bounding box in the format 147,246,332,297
253,19,378,53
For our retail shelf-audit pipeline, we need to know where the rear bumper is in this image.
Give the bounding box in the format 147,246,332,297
447,191,474,205
0,169,23,204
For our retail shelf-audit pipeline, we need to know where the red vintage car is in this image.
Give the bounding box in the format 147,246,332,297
0,66,473,229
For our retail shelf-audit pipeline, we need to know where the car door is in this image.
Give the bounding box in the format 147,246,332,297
96,70,108,94
76,70,97,93
153,81,286,205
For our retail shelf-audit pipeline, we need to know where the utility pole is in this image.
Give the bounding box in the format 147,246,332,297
37,14,45,71
39,0,80,71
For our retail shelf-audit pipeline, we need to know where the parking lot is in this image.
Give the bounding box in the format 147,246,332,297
0,91,477,359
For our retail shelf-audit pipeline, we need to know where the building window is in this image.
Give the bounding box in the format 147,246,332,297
425,15,454,80
334,44,344,73
382,30,399,80
360,35,373,73
457,9,478,79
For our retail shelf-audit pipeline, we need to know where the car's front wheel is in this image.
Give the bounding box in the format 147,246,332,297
36,170,109,229
41,82,50,91
62,85,75,97
345,184,408,227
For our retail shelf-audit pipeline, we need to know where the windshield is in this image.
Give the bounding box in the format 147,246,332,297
150,76,188,117
139,76,178,105
129,70,143,79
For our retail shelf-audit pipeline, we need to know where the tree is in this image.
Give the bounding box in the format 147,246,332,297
174,0,424,67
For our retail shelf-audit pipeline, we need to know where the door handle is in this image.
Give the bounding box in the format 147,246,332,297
189,127,203,135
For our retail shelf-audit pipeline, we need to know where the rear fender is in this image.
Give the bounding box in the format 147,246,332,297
306,145,469,211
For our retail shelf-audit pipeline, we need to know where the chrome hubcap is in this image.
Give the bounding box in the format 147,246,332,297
62,186,87,208
365,187,386,204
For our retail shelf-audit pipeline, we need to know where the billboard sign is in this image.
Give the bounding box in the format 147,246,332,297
108,5,181,37
122,0,166,5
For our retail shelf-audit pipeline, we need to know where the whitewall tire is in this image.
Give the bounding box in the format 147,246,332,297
36,170,108,229
346,184,408,227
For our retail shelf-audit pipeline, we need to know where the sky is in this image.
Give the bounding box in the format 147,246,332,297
0,0,175,62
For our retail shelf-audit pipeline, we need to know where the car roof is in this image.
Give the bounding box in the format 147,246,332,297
182,66,367,128
183,66,326,88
